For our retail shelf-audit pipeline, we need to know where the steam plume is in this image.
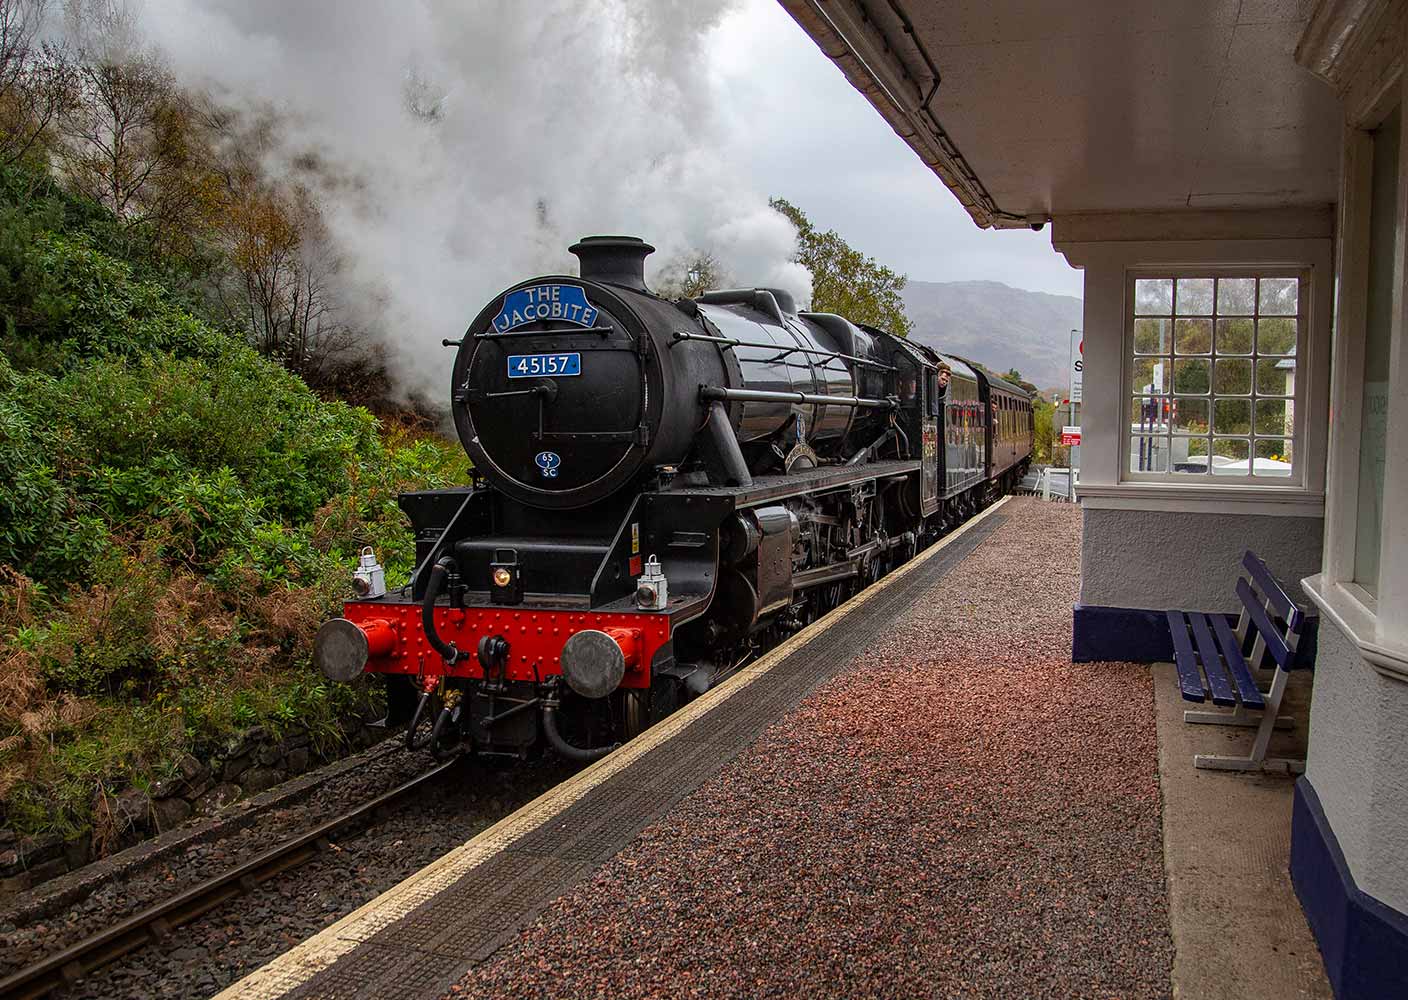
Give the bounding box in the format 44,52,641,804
69,0,811,395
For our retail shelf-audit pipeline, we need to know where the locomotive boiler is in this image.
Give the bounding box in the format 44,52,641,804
314,236,1032,762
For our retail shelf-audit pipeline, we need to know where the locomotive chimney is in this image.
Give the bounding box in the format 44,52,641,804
569,235,655,292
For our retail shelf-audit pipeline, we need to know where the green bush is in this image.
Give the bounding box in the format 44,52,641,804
22,232,225,360
0,161,467,842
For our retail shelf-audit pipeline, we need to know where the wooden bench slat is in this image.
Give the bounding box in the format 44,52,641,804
1166,610,1208,703
1211,613,1266,710
1189,613,1237,707
1241,551,1304,631
1235,577,1295,670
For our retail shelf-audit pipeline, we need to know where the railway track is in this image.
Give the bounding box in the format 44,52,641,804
0,758,461,1000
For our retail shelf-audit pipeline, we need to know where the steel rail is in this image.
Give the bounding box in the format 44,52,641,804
0,758,460,1000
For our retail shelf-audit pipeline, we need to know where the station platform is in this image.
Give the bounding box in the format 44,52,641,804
215,497,1327,1000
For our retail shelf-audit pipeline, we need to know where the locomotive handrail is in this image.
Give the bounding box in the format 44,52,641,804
475,382,558,402
670,330,894,371
473,325,615,340
698,385,898,410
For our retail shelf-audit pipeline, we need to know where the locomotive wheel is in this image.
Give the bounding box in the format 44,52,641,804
622,690,649,739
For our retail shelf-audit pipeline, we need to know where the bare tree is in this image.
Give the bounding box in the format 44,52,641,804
653,248,728,299
0,0,76,166
208,163,361,382
284,258,360,385
55,51,191,223
402,66,446,123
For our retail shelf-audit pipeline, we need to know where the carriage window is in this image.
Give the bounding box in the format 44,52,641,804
1128,272,1307,481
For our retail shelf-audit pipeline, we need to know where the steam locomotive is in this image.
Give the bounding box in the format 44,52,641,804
314,236,1032,761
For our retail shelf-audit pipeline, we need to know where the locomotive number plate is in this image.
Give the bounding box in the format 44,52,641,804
506,352,581,378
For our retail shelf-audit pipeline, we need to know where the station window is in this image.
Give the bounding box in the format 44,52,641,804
1126,272,1307,482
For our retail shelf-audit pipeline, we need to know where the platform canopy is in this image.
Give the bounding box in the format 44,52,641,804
779,0,1343,227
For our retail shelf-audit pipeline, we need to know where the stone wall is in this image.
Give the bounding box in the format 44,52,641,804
1,723,379,896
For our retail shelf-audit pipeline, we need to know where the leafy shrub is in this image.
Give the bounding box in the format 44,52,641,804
0,356,110,583
0,162,466,842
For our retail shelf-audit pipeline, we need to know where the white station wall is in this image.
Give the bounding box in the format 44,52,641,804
1080,508,1325,611
1304,619,1408,913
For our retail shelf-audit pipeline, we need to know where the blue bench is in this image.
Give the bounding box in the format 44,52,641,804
1166,551,1312,774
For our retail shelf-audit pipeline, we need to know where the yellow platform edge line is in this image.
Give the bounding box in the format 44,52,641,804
215,496,1011,999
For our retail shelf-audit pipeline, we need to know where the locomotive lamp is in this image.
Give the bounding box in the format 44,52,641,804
635,554,668,610
351,547,386,599
489,548,522,605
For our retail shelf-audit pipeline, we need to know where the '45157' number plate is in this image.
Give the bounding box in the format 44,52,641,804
506,353,581,378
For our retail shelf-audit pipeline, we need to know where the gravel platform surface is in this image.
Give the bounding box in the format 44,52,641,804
1,750,569,999
454,499,1174,999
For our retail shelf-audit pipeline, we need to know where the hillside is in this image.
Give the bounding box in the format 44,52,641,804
0,162,470,853
901,280,1081,391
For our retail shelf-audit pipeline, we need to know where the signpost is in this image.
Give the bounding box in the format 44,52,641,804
1066,329,1081,498
1069,328,1083,404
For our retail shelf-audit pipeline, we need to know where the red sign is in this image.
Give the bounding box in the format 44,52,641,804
1060,427,1081,446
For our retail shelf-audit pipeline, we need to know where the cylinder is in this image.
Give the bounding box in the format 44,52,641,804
314,618,396,682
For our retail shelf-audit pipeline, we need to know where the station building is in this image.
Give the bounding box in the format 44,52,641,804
780,1,1407,996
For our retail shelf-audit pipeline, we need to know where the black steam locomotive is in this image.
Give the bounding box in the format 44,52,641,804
314,236,1032,761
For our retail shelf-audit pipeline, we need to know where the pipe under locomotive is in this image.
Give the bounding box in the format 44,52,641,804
314,235,1033,761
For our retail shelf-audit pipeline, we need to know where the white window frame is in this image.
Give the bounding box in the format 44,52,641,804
1054,227,1333,520
1121,267,1311,489
1302,50,1408,683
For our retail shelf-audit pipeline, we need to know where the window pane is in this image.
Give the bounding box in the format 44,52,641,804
1133,318,1171,354
1254,438,1293,477
1131,396,1168,429
1172,398,1208,433
1256,357,1294,395
1355,105,1398,594
1258,277,1299,316
1211,438,1250,474
1173,358,1209,394
1173,436,1209,475
1135,278,1173,315
1216,317,1254,354
1126,271,1303,487
1176,277,1214,315
1213,358,1251,394
1130,435,1168,472
1255,398,1292,436
1257,317,1297,355
1217,277,1256,315
1174,318,1212,354
1213,398,1251,434
1132,357,1168,394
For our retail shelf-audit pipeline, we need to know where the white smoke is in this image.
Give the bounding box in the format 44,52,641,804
80,0,812,395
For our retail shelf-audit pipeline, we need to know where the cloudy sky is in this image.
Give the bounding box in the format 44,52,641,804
707,0,1084,298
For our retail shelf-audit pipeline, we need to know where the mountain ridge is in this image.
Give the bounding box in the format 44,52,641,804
900,278,1081,392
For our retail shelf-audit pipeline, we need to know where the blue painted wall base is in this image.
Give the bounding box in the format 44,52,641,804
1291,778,1408,1000
1072,603,1317,666
1072,604,1171,662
